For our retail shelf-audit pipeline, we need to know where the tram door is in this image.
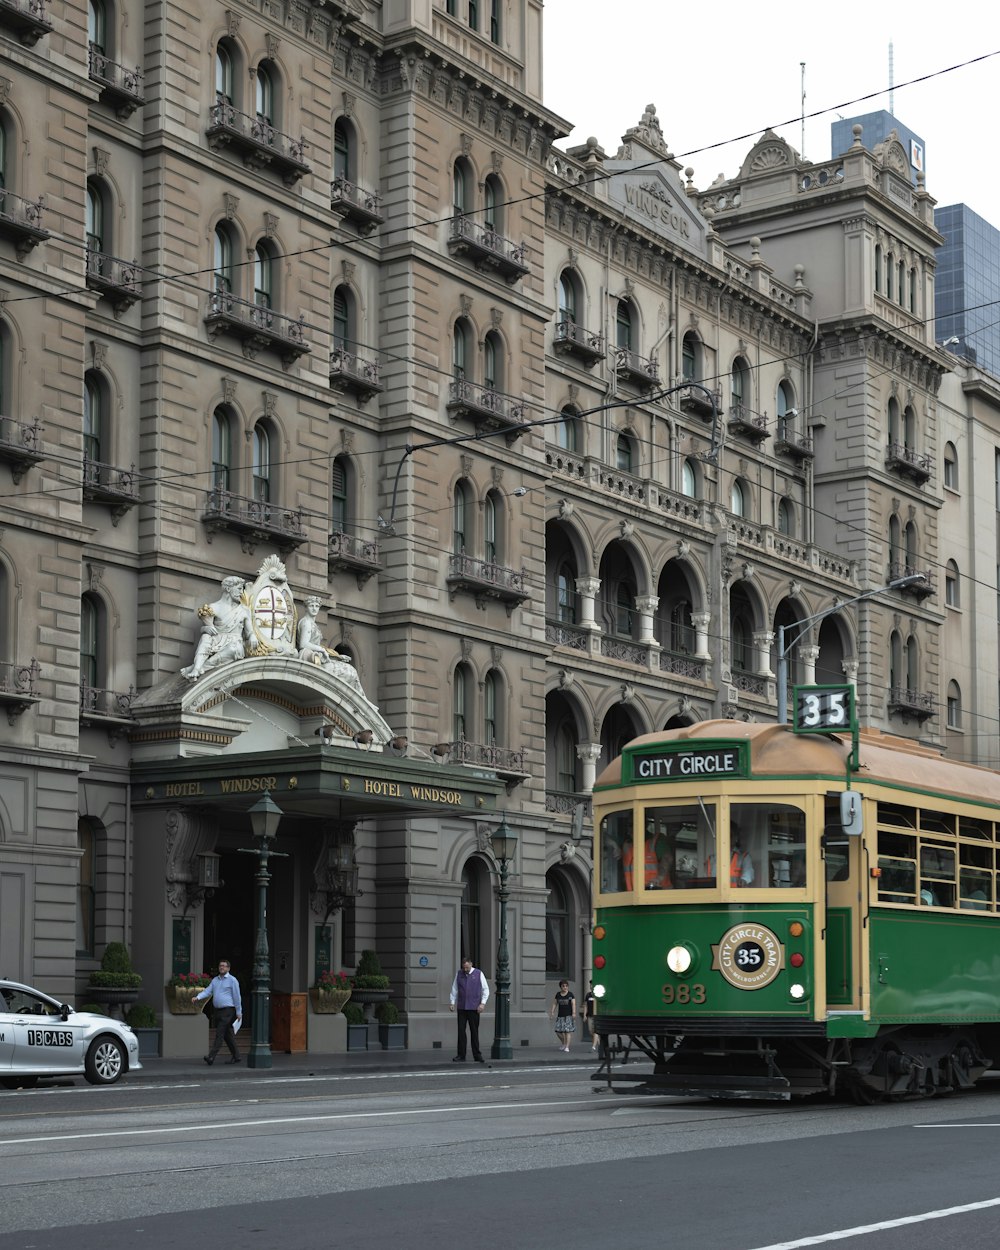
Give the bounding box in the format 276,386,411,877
823,796,865,1012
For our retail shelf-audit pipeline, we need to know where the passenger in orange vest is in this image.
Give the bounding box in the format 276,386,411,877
621,837,634,889
706,843,754,886
644,833,664,888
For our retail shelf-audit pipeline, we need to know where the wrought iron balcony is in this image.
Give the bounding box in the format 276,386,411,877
329,177,384,233
0,415,44,482
888,687,935,721
202,487,306,554
0,189,49,257
885,441,932,484
328,530,381,587
553,319,605,368
727,404,770,444
86,248,140,316
774,428,815,461
206,102,310,185
80,681,136,738
329,347,383,402
447,552,530,613
82,458,140,524
205,291,310,368
600,635,650,665
888,563,934,599
446,377,525,442
614,346,659,390
88,47,144,118
451,739,528,785
545,791,592,819
678,385,721,419
659,651,707,680
732,668,768,698
0,658,40,724
447,215,529,283
545,619,590,652
0,0,51,44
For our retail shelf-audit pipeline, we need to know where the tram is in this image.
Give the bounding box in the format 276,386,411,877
590,701,1000,1102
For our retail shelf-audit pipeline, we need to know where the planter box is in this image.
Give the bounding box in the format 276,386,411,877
165,985,205,1015
346,1023,368,1051
132,1027,162,1059
378,1023,407,1051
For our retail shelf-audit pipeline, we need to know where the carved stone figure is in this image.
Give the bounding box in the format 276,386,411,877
296,596,364,693
181,576,253,679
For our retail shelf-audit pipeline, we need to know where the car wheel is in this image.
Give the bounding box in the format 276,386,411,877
1,1076,39,1090
85,1035,126,1085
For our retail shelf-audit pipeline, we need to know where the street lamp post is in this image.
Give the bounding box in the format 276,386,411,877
489,816,518,1061
776,574,928,724
239,791,285,1070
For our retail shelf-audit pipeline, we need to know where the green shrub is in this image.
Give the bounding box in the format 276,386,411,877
375,1001,399,1025
126,1003,158,1029
342,1003,365,1025
100,942,134,974
353,950,390,989
90,943,142,988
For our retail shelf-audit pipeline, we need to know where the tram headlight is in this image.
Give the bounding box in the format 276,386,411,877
593,984,606,999
789,983,805,1000
666,945,693,974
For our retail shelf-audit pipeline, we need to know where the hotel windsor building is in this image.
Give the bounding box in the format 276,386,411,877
0,0,994,1053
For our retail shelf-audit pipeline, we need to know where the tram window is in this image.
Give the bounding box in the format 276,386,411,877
599,809,634,893
879,830,915,860
642,804,717,890
920,810,955,836
961,843,991,870
877,802,917,829
824,843,850,882
960,817,993,840
877,855,916,903
920,845,955,878
959,869,991,910
727,804,806,889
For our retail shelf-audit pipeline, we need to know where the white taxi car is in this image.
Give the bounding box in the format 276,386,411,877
0,978,142,1088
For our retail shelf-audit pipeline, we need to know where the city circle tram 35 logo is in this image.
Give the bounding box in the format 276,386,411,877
711,923,784,990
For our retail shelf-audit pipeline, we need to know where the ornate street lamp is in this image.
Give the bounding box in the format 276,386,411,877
239,791,285,1070
489,815,518,1061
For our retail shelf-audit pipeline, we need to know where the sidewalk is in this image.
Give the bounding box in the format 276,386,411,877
132,1040,603,1082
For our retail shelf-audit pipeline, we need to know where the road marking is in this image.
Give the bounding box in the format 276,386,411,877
747,1195,1000,1248
0,1096,624,1147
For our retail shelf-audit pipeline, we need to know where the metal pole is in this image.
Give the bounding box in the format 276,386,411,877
491,855,512,1061
776,623,788,725
247,840,272,1070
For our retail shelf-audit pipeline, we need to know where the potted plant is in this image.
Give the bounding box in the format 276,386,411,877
309,970,352,1015
343,1001,368,1051
125,1003,162,1058
88,942,142,1017
349,950,391,1021
375,1000,407,1051
165,971,211,1015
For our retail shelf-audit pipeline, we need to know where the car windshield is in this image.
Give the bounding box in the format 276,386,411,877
3,986,63,1016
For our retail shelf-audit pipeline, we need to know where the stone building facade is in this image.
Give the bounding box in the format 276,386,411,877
0,0,994,1053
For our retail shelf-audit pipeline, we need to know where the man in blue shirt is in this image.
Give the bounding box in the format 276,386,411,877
194,959,243,1065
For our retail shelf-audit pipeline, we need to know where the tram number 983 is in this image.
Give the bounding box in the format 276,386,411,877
662,983,706,1004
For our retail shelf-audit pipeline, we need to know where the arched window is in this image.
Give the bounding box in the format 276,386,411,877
88,0,106,53
484,174,503,233
905,634,918,690
83,372,103,465
909,268,917,314
460,860,483,970
333,118,351,181
452,319,470,380
331,454,350,531
446,0,457,14
484,490,499,563
888,514,902,575
77,818,97,956
681,457,697,498
86,181,105,255
670,600,693,654
555,723,577,793
332,286,350,351
0,114,7,191
616,431,634,474
903,404,916,450
887,396,900,447
945,559,960,608
255,63,275,129
616,300,633,351
730,478,746,517
453,159,471,216
483,669,500,743
80,593,101,690
681,332,698,381
614,581,635,637
889,630,902,690
557,405,579,453
897,260,906,306
211,407,232,492
453,663,470,741
215,43,235,105
453,479,469,552
556,564,576,624
874,244,882,294
490,0,500,42
468,0,479,30
943,442,958,490
731,611,752,673
545,872,570,978
885,252,894,301
213,224,234,295
254,242,274,309
777,497,793,535
252,423,271,502
557,271,577,324
731,356,750,412
776,381,794,439
483,331,502,391
904,520,918,567
947,680,962,730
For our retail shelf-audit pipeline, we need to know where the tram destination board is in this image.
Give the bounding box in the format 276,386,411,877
792,683,856,734
623,739,749,784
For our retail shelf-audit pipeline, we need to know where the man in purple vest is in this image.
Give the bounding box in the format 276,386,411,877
449,956,490,1062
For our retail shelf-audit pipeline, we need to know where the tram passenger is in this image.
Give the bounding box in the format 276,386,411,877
706,840,754,886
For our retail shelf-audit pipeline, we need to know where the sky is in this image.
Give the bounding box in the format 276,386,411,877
542,1,999,220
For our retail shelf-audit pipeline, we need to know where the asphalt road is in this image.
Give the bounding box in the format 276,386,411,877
4,1062,1000,1249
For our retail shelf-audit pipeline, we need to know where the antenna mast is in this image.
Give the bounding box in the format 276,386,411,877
888,41,894,116
800,62,806,158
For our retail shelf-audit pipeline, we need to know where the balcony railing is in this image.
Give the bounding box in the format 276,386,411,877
451,739,528,778
330,176,384,233
0,0,51,44
0,414,43,482
202,487,307,554
885,441,932,484
205,290,310,367
888,562,935,599
447,215,529,283
206,102,310,185
82,458,140,524
86,248,141,315
553,319,605,368
446,377,525,441
614,346,659,389
446,552,530,613
774,428,815,461
727,404,770,443
80,681,136,723
329,346,383,402
545,619,590,652
545,791,592,819
659,651,707,680
0,657,40,723
732,669,768,698
0,189,49,257
328,530,381,587
888,687,935,721
679,385,721,418
88,46,144,118
600,635,650,665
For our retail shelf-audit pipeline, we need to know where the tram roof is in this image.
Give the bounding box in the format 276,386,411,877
594,720,1000,807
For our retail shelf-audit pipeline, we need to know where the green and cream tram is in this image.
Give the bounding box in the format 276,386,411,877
591,715,1000,1101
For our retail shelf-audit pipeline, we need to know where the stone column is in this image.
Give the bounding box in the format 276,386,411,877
577,742,603,793
635,595,660,646
691,611,711,660
576,577,601,630
754,630,775,678
801,644,820,686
